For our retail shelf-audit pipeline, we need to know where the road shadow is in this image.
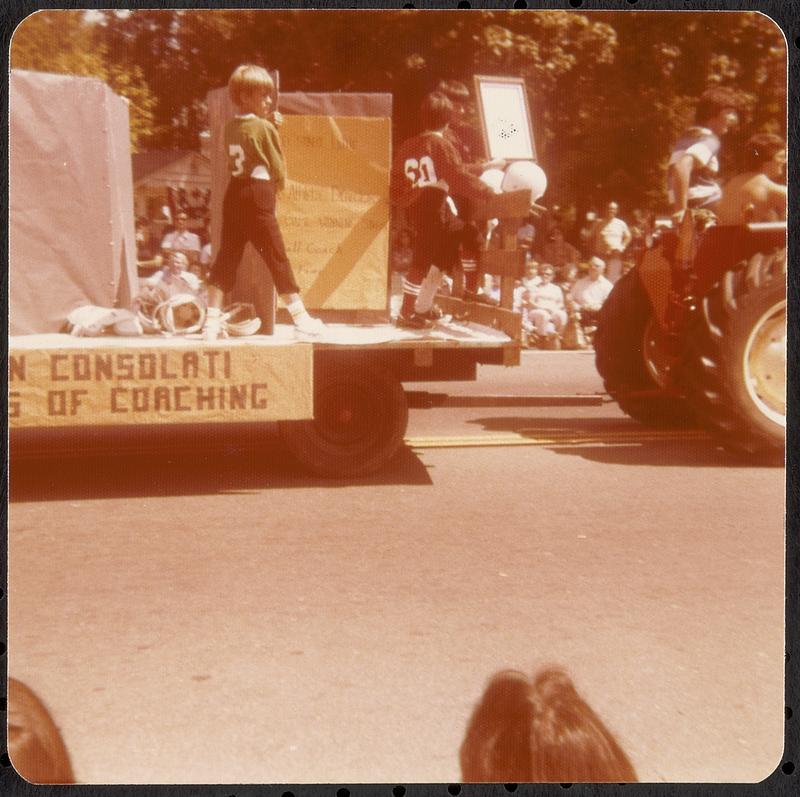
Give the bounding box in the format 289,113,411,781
467,415,784,469
547,441,784,469
9,428,432,503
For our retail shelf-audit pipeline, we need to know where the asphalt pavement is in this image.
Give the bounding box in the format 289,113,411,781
7,350,786,785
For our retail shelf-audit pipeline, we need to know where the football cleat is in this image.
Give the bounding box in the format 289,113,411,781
395,312,434,330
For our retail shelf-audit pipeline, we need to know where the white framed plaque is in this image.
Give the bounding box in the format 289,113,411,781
474,75,536,161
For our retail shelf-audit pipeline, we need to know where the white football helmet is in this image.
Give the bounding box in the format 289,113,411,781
67,306,141,337
155,293,206,335
501,160,548,203
222,303,261,336
479,168,505,194
136,284,168,333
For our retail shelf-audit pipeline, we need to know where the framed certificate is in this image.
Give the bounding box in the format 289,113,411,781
474,75,537,161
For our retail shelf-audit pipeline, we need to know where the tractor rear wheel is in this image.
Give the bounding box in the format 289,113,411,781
594,271,695,427
683,248,786,456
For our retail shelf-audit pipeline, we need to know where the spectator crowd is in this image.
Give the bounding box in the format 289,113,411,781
135,191,212,287
389,198,647,349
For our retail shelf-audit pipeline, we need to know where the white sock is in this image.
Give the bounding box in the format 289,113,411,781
287,299,311,324
415,266,443,314
204,307,223,341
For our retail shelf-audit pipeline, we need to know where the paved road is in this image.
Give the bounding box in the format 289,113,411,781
7,351,785,784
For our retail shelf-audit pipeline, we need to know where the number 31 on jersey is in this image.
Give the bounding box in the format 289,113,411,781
404,156,438,188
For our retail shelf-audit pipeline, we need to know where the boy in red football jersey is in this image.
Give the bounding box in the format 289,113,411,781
205,64,324,340
438,80,506,300
390,92,494,328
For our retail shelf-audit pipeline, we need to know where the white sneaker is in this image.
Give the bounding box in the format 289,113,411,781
294,315,326,336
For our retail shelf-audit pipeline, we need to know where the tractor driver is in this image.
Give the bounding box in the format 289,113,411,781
668,86,741,220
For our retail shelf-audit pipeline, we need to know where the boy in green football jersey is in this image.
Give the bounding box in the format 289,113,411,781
205,64,324,340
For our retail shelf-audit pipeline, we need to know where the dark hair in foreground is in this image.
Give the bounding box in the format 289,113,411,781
695,86,741,125
421,91,454,131
460,667,638,783
8,677,75,784
744,133,785,171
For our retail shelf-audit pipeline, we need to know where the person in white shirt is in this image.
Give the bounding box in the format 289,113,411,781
667,86,740,218
143,250,202,297
592,201,631,284
522,260,541,290
568,256,613,328
528,264,567,341
160,211,202,266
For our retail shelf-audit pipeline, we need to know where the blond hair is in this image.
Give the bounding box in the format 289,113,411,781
228,64,274,109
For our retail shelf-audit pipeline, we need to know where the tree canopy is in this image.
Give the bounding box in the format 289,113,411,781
11,8,786,214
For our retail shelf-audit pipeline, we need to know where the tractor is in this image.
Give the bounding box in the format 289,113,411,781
594,213,786,457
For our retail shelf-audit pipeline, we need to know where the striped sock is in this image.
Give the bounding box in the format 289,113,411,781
401,277,421,316
462,258,478,293
415,266,442,314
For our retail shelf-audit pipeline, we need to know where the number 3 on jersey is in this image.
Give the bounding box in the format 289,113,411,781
228,144,245,177
404,155,438,188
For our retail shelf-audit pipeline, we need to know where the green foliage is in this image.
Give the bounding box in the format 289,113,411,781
11,10,157,151
11,9,786,213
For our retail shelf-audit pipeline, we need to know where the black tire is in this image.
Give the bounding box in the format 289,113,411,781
683,248,786,456
278,357,408,478
594,270,695,427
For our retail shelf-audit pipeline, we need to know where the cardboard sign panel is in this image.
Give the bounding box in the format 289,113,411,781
9,70,139,335
8,339,313,428
279,115,390,309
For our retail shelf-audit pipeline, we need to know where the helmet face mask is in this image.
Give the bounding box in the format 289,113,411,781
222,302,261,336
156,293,206,335
137,284,168,333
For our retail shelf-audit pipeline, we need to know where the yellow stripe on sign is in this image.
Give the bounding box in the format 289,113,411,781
405,430,709,449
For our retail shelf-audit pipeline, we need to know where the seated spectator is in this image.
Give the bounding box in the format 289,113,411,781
513,282,537,346
391,228,414,273
8,677,75,784
716,133,786,224
556,264,578,296
568,256,613,329
537,227,580,283
136,251,206,334
482,273,501,304
523,260,541,290
460,667,638,783
516,215,536,253
160,211,202,267
141,250,202,299
527,265,567,345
